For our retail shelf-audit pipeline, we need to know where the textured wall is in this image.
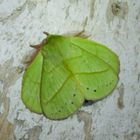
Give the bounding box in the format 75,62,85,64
0,0,140,140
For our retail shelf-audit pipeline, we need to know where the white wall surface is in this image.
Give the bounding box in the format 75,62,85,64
0,0,140,140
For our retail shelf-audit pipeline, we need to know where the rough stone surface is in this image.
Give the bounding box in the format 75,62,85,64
0,0,140,140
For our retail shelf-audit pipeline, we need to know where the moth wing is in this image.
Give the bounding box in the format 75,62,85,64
21,52,43,113
40,35,119,119
40,36,84,120
71,37,119,74
64,37,120,100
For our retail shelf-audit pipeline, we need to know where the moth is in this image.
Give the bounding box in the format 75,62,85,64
21,32,120,120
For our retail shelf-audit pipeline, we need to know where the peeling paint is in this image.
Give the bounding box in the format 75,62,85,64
112,1,128,18
124,132,140,140
77,111,93,140
65,5,70,19
47,125,53,135
0,91,14,140
82,16,88,30
0,0,27,23
89,0,95,19
0,80,4,94
106,0,128,24
0,119,15,140
136,10,140,20
138,74,140,82
27,1,37,12
69,0,78,5
28,126,42,140
117,83,125,110
0,103,4,115
0,59,23,140
0,59,22,87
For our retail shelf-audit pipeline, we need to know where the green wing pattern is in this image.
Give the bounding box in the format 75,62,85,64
21,34,120,120
21,52,43,113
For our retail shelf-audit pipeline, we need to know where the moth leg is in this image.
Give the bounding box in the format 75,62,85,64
30,32,50,49
74,29,85,36
74,29,91,39
30,44,42,49
30,38,48,49
43,31,50,36
24,49,41,66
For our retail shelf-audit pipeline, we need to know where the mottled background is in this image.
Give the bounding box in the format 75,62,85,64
0,0,140,140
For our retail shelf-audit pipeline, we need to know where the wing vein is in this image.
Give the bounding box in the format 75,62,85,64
71,42,117,75
44,75,72,104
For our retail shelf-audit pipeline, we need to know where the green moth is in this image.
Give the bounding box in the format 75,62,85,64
21,33,120,120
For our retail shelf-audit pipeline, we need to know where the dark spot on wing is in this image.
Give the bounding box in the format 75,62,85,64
73,93,76,97
71,101,74,104
93,89,96,92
